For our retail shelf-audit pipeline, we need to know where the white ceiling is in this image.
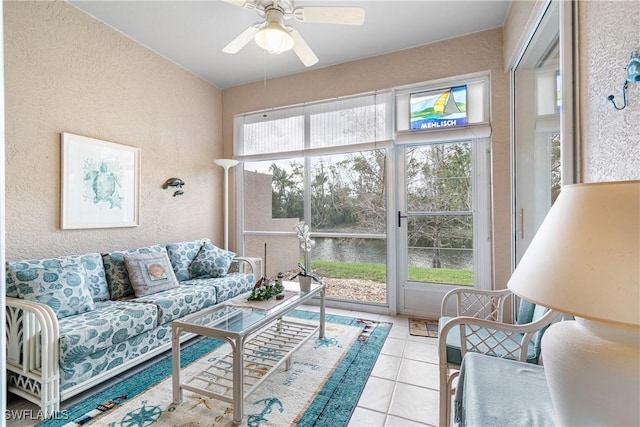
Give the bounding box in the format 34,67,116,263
69,1,511,89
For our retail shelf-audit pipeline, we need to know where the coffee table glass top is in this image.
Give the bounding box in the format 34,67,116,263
176,282,322,335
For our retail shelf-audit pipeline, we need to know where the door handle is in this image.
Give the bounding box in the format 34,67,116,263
398,211,407,227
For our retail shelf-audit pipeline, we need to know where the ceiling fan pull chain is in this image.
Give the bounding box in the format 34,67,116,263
263,49,268,89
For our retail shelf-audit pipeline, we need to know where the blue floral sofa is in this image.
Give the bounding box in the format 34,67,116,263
5,238,256,417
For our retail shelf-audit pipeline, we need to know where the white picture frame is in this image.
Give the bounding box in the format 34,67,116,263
61,132,140,229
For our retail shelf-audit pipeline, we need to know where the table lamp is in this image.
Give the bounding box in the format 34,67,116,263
507,180,639,426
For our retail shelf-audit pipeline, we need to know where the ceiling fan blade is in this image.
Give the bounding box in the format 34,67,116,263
289,28,319,67
222,24,262,54
293,7,365,25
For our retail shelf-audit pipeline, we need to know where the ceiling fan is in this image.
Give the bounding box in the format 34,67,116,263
222,0,365,67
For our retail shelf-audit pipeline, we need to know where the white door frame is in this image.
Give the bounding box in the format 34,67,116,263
395,139,491,319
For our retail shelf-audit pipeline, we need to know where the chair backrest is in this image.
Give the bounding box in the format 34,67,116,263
516,298,550,360
516,298,537,324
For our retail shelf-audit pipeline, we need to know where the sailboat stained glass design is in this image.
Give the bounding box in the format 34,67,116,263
409,85,467,130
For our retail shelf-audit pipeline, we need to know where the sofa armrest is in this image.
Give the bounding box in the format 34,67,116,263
441,287,512,321
5,297,61,417
231,256,259,281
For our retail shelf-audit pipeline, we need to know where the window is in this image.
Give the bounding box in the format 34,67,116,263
236,74,492,314
237,92,392,304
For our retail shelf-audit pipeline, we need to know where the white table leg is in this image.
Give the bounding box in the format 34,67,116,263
232,338,244,425
319,287,326,338
172,325,182,404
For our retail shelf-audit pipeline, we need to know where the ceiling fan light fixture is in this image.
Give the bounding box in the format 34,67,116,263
225,1,364,66
254,22,294,54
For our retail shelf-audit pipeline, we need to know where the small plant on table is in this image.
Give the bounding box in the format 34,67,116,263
247,277,284,301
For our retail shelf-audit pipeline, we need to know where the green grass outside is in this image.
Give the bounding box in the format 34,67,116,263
310,259,473,286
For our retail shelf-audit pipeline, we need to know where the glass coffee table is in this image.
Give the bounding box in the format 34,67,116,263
171,281,325,425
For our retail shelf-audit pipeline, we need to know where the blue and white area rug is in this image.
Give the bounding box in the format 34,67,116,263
39,310,391,427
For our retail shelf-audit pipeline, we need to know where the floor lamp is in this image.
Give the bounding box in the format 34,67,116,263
214,159,239,250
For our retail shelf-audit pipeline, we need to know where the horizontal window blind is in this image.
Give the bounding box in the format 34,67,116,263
235,91,393,159
234,73,491,159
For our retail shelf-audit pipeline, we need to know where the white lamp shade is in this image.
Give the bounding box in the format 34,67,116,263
254,22,294,53
507,180,639,327
214,158,239,169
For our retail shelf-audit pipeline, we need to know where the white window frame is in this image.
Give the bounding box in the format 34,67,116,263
234,73,493,315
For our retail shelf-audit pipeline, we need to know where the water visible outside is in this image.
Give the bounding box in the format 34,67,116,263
308,237,473,304
313,237,472,270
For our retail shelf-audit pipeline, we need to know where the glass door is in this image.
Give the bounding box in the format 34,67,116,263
404,143,473,285
513,0,570,264
398,140,490,318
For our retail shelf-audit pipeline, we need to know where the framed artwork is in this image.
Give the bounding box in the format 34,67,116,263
61,132,140,229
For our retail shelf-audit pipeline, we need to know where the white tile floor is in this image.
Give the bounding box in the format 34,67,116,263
6,305,440,427
313,305,440,427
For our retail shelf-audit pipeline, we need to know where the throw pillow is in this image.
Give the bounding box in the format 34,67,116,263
7,253,110,301
102,245,166,299
12,264,95,319
166,238,211,282
188,242,236,279
124,252,180,297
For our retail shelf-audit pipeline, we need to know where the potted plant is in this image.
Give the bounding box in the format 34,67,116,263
290,221,320,291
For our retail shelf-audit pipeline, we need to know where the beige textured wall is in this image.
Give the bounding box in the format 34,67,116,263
4,1,224,260
578,0,640,181
243,171,298,275
504,0,640,182
222,28,512,288
502,0,545,69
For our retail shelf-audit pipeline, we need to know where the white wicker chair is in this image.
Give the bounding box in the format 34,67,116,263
437,287,561,427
